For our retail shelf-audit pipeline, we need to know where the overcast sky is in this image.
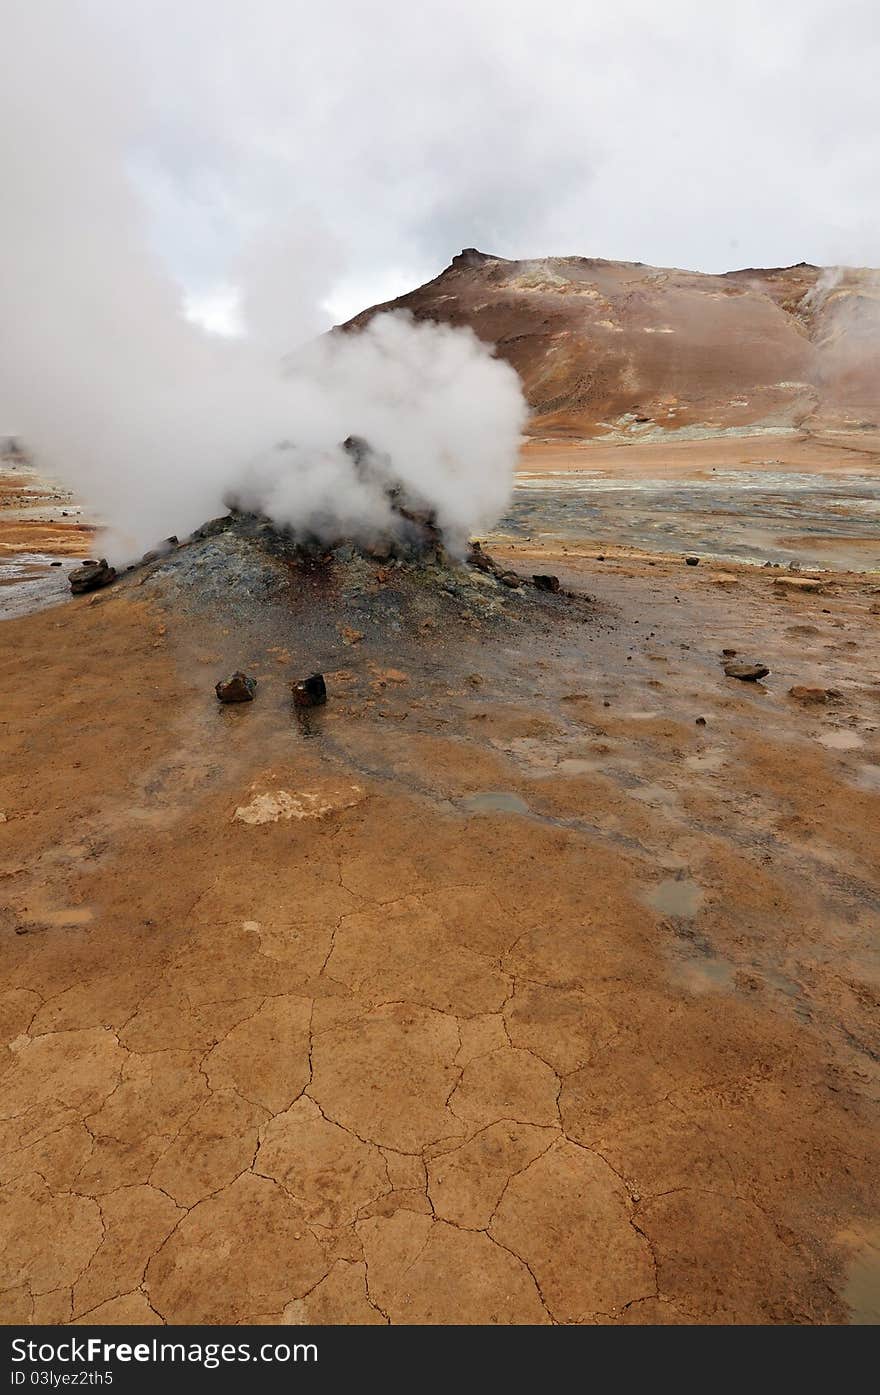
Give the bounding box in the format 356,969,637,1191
81,0,880,327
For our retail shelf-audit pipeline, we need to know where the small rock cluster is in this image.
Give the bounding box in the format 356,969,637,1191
215,669,328,710
467,541,559,596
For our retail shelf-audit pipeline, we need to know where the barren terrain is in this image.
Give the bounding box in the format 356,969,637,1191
2,252,879,1324
1,472,878,1325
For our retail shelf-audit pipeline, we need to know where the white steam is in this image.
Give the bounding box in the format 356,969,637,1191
800,267,880,421
0,3,525,559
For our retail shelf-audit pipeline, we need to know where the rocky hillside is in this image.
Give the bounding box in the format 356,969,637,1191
344,250,880,439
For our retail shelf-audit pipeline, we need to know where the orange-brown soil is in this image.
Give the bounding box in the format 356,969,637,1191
1,532,878,1325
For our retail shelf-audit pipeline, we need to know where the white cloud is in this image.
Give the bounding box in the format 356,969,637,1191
81,0,879,299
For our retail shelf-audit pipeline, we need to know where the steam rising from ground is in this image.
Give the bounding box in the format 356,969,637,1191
0,4,525,558
801,269,880,416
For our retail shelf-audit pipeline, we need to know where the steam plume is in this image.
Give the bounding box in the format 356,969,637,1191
0,3,525,559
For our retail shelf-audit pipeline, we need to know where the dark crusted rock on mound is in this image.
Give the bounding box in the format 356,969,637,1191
130,510,597,694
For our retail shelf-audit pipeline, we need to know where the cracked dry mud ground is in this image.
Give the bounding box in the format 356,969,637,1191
1,551,878,1326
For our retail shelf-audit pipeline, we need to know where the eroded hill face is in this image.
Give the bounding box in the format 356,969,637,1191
344,250,880,439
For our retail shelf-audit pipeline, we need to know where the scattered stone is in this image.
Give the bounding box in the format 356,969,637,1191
50,560,62,567
713,573,739,586
695,716,707,725
596,555,606,562
292,673,327,708
685,556,700,566
774,576,823,593
499,572,522,589
68,558,116,595
339,626,364,645
723,660,769,682
215,671,257,703
532,574,560,593
722,648,737,657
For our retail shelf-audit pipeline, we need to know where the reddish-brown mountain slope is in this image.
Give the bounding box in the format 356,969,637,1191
344,250,880,439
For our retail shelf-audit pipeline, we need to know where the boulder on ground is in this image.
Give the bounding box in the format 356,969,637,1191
292,673,327,708
774,576,823,593
69,559,116,595
216,671,257,703
723,660,769,681
532,574,560,593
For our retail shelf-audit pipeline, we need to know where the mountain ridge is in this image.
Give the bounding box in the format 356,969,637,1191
343,250,880,439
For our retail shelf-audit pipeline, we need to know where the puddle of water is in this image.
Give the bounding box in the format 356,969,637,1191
495,471,880,570
818,729,865,751
644,877,704,918
0,558,72,619
461,791,531,815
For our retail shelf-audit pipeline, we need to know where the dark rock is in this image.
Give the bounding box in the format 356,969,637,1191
50,560,62,567
69,558,117,595
467,541,495,573
498,571,521,589
142,537,179,566
695,716,707,725
722,648,737,657
685,556,700,566
292,673,327,708
723,660,769,681
215,671,257,703
532,574,560,593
